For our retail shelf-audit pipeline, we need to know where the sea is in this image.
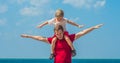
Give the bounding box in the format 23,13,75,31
0,59,120,63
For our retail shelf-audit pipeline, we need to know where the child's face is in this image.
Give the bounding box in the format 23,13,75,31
56,17,63,21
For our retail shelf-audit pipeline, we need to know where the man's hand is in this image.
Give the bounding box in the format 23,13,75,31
78,25,84,28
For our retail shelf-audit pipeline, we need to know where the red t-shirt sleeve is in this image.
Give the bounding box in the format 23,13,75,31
68,34,75,43
47,37,53,44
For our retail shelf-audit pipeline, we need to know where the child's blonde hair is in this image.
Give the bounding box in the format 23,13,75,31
55,9,64,17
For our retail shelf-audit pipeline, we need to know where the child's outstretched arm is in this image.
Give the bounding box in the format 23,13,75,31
67,20,84,28
37,21,48,28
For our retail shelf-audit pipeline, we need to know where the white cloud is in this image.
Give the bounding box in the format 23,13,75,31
30,0,50,7
63,0,85,8
63,0,106,9
0,19,7,26
0,4,8,13
20,7,43,16
19,0,51,16
17,0,26,4
94,0,106,8
15,21,21,26
9,0,28,4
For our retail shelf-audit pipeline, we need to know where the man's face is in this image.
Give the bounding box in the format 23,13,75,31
55,30,64,40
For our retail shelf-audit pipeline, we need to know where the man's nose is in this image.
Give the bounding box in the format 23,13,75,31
56,33,58,35
56,34,59,36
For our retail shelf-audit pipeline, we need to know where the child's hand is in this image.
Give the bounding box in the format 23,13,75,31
78,25,84,28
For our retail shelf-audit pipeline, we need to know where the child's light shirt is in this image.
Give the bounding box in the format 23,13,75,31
48,18,68,31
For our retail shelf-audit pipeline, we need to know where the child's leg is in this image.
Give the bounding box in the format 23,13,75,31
64,35,75,50
51,37,57,54
49,37,57,60
64,35,76,56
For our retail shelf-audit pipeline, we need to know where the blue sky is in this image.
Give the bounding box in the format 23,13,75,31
0,0,120,59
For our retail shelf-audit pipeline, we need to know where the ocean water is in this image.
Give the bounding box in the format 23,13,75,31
0,59,120,63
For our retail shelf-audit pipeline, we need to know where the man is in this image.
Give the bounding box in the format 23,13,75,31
21,24,103,63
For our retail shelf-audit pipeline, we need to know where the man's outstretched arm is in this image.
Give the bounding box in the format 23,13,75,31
21,34,49,44
75,24,103,40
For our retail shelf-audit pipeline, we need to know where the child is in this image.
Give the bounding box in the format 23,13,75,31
37,9,84,59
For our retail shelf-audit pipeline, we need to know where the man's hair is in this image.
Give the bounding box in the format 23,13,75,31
55,9,64,17
54,25,64,32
